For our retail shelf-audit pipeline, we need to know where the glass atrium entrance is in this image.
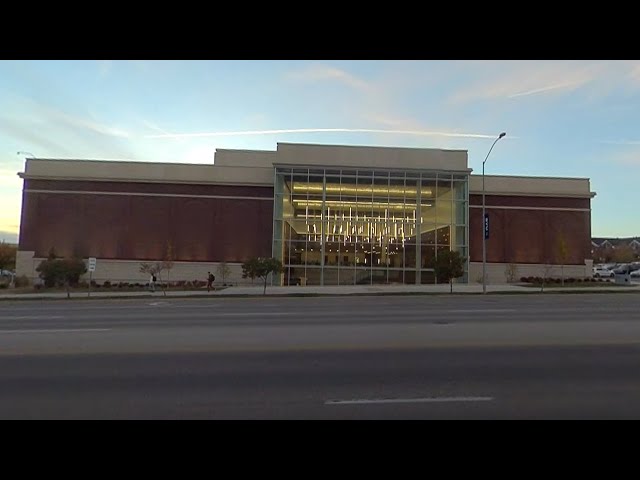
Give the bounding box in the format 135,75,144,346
272,167,469,286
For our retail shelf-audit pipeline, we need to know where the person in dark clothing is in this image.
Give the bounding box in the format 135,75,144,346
207,272,215,292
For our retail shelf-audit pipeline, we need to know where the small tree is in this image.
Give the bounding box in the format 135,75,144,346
557,233,569,287
242,257,283,295
162,241,175,297
140,262,165,292
36,257,87,298
0,241,17,272
217,261,231,285
612,245,636,264
504,263,518,284
541,263,554,293
431,250,465,293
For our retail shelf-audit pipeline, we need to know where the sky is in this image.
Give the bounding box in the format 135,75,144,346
0,59,639,244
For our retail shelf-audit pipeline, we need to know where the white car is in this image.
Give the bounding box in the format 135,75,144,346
593,267,614,278
631,269,640,278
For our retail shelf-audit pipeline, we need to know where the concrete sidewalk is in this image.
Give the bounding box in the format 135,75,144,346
1,282,639,300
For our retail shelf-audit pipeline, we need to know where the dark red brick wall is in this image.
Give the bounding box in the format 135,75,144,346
470,194,590,209
469,207,592,265
18,179,592,266
19,180,274,262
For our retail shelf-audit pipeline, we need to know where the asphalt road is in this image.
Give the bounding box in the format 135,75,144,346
1,293,639,419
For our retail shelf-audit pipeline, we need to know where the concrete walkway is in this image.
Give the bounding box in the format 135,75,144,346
1,282,639,300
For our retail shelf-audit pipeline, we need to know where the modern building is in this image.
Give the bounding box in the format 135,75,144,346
15,143,596,285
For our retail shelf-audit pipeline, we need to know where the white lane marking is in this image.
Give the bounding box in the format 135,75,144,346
325,396,494,405
447,309,516,313
216,312,299,317
1,316,64,320
149,302,170,306
0,328,111,334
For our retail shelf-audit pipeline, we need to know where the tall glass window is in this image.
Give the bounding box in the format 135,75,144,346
273,167,468,285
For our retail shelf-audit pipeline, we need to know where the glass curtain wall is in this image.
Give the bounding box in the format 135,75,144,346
273,167,468,286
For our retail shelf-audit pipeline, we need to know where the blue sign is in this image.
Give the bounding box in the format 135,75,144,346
484,213,490,239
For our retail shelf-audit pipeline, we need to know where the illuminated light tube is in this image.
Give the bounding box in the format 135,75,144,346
292,200,429,211
291,184,428,196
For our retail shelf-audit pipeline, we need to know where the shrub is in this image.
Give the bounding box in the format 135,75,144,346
36,257,87,287
0,283,8,289
520,276,529,283
15,275,30,287
103,281,111,288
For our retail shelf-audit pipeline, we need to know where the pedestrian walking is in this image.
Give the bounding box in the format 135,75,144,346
150,273,157,292
207,272,215,292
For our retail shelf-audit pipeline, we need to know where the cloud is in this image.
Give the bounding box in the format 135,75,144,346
144,127,503,140
601,144,640,167
0,95,137,159
0,115,76,155
97,60,113,79
448,61,608,104
286,63,374,93
45,107,131,138
140,118,174,136
600,140,640,146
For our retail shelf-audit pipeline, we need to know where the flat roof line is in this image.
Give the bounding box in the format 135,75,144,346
276,142,468,153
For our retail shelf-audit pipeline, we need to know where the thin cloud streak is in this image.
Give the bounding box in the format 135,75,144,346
145,128,506,140
508,81,583,98
600,140,640,145
286,64,374,93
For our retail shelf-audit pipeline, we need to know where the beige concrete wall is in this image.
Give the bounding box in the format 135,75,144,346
15,253,257,286
15,250,37,282
469,175,593,197
21,159,273,186
214,149,277,168
469,260,593,285
276,143,469,172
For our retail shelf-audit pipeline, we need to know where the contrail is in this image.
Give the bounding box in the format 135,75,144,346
144,128,503,140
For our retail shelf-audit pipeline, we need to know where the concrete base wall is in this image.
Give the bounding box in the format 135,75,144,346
15,251,254,286
469,260,593,285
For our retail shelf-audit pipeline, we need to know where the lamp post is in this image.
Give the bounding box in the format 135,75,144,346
482,132,506,294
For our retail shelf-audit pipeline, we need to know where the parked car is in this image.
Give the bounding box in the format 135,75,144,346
631,269,640,278
593,267,614,278
612,264,632,274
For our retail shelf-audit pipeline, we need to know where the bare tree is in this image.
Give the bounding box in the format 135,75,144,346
541,264,554,293
140,262,165,293
162,241,174,297
504,263,518,283
557,233,569,287
217,262,231,285
612,244,636,264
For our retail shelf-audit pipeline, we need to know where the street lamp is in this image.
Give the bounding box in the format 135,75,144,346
482,132,506,294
